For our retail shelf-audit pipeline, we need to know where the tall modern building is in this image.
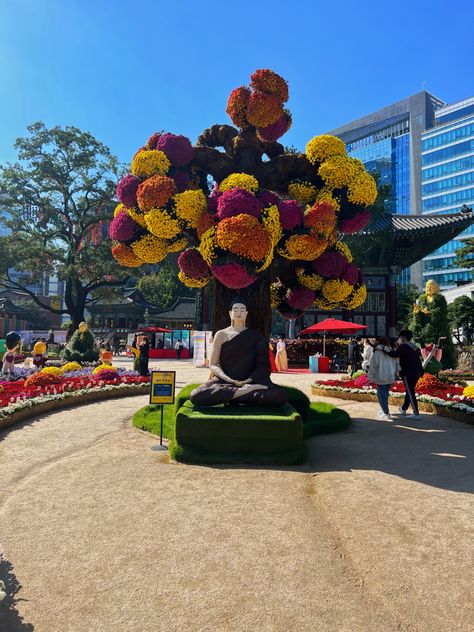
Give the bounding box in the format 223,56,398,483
328,91,446,287
421,96,474,287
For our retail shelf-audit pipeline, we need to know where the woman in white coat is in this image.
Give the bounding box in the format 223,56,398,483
368,336,398,421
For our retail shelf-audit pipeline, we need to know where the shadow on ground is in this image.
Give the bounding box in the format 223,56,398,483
308,414,474,494
0,555,34,631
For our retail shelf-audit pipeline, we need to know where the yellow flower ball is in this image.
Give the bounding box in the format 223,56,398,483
305,135,347,165
199,227,218,265
278,234,328,261
261,205,282,245
314,294,339,310
219,173,259,193
40,366,62,375
322,279,353,302
131,234,169,264
178,271,209,288
114,203,125,217
127,207,148,228
61,362,82,373
334,240,353,263
347,172,378,206
344,285,367,310
296,268,324,290
463,385,474,398
145,208,181,239
288,181,318,205
173,189,207,227
93,364,118,375
131,150,171,178
318,155,358,189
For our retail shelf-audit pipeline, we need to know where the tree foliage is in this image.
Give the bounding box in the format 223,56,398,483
396,284,419,332
0,122,129,331
448,295,474,344
137,261,196,309
454,236,474,272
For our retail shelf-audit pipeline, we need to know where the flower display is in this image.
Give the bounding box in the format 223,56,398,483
210,261,257,289
339,208,371,234
296,268,324,290
126,207,148,228
166,236,188,253
40,366,63,376
343,284,367,310
199,227,218,265
312,250,348,278
463,385,474,398
155,133,195,167
250,69,289,102
259,190,281,207
178,271,209,288
305,135,346,165
347,172,378,206
196,212,216,239
322,279,353,302
216,214,271,262
114,203,125,217
109,210,142,242
261,205,282,245
131,234,169,264
137,175,176,212
131,150,171,178
145,208,181,239
288,181,318,205
304,201,337,237
278,200,304,231
25,372,62,387
246,91,283,128
61,362,83,373
257,112,292,142
318,155,357,189
116,174,140,208
173,189,207,227
216,188,261,220
226,86,251,127
315,187,341,211
111,243,143,267
93,369,119,381
178,248,209,278
286,286,315,310
92,363,118,375
278,233,327,261
219,173,259,193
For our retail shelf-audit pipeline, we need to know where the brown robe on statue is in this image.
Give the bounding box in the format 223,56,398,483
190,329,288,406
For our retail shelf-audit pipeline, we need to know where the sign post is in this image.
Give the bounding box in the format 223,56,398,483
150,371,176,445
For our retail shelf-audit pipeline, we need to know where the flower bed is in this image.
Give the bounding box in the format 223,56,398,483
312,374,474,425
0,366,150,430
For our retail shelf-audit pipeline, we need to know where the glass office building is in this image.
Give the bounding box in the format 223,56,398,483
329,92,445,287
422,97,474,288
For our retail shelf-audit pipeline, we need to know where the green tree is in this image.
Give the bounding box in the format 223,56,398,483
13,297,52,329
0,122,130,333
396,284,419,331
448,295,474,344
454,236,474,272
137,261,196,309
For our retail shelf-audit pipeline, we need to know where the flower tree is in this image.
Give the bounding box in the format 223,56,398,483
110,69,377,336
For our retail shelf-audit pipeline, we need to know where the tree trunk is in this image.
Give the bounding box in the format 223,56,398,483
212,271,272,339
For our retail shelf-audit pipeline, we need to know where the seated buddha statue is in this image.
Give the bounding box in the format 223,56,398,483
189,298,288,407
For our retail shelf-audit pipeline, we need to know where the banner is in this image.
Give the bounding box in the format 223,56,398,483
193,331,206,367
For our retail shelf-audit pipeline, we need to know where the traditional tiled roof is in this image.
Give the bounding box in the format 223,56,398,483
359,210,474,269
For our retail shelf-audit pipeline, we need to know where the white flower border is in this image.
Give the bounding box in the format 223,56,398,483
0,383,148,420
313,383,474,415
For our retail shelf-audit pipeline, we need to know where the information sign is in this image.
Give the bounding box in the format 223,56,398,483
150,371,176,405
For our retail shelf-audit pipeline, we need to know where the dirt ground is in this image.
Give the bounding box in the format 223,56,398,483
0,360,473,632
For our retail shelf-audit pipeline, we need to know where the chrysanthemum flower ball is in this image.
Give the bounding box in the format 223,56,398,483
257,112,292,142
111,243,143,267
312,251,348,278
210,262,257,289
131,149,171,178
246,91,284,128
116,174,140,209
258,190,281,208
147,132,161,149
171,169,191,193
178,248,209,278
136,175,176,212
217,188,261,220
109,210,141,242
342,263,360,286
250,69,289,103
286,286,315,310
156,133,195,167
278,200,304,231
226,86,251,127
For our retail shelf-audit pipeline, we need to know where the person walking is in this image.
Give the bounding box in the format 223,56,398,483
361,338,374,372
368,336,398,421
348,336,362,373
386,329,424,419
275,336,288,371
175,339,183,360
138,336,150,376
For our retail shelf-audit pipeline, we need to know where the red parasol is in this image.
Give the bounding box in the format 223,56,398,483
299,318,367,356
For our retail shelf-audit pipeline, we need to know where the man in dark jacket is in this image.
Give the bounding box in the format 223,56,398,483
348,336,362,373
386,329,424,419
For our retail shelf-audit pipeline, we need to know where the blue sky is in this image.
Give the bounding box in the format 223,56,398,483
0,0,472,166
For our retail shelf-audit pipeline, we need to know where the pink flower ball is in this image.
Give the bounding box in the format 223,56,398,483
257,113,292,142
109,210,141,242
342,263,360,286
116,174,140,208
259,190,281,207
278,199,304,230
339,209,371,234
312,251,348,278
286,286,315,310
210,262,257,289
156,133,195,167
178,248,209,278
216,188,261,220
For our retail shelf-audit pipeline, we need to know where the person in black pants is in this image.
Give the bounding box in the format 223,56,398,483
385,329,424,419
138,336,150,376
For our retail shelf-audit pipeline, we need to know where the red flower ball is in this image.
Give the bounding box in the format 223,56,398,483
116,174,140,208
286,287,315,310
312,251,348,278
178,248,209,278
278,200,304,231
156,133,195,167
109,210,141,242
339,209,371,234
210,262,257,289
257,112,292,142
250,69,289,103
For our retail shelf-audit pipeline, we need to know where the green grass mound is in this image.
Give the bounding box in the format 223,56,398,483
132,384,350,464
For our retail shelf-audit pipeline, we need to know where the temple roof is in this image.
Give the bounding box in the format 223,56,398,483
124,290,196,321
358,210,474,269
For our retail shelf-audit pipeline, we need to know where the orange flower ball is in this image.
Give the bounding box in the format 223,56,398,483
111,243,143,267
246,91,284,128
304,201,337,236
136,175,176,213
216,214,272,262
196,212,216,239
226,86,251,127
250,69,289,103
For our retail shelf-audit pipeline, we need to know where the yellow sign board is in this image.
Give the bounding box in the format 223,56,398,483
150,371,176,405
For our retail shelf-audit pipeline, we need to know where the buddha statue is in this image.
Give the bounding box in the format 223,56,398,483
189,298,288,407
425,279,440,303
